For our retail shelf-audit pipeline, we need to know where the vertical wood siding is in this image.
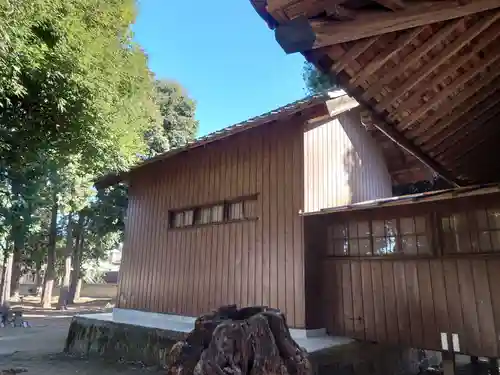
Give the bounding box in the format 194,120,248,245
322,257,500,357
117,119,306,328
303,109,392,213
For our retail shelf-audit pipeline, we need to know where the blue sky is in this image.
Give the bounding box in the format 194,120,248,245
133,0,307,136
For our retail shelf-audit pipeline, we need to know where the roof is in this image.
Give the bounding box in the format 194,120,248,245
251,0,500,186
303,183,500,216
96,91,348,188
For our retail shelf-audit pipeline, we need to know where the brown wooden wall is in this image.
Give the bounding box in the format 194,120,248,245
303,109,392,213
314,193,500,357
323,257,500,357
117,118,307,327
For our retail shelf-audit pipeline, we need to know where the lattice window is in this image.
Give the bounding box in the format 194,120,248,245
328,215,430,257
211,205,224,223
170,195,258,229
229,201,244,221
442,208,500,253
400,216,430,255
372,219,398,255
183,210,194,227
172,211,184,228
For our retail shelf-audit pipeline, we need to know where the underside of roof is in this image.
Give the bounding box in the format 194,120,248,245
251,0,500,186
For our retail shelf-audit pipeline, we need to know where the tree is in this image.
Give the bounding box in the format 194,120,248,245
144,80,199,157
0,0,159,306
0,0,200,309
302,61,339,94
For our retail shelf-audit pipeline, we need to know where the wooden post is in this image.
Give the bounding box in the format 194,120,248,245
442,351,456,375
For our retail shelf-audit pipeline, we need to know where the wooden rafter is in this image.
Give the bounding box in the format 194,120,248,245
433,105,500,159
376,13,500,113
452,136,500,173
391,22,500,120
396,47,500,131
404,66,500,138
330,36,379,72
274,0,500,52
412,80,500,143
448,125,500,166
329,71,461,187
419,85,500,150
373,0,406,11
361,21,460,102
349,27,424,86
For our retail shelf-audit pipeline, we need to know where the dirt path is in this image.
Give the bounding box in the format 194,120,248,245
0,298,162,375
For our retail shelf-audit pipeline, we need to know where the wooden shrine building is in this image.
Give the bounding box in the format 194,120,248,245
98,91,432,330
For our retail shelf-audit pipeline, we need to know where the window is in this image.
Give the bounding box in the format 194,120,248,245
441,208,500,253
400,216,430,255
212,205,224,223
328,215,430,257
372,219,398,255
328,221,371,256
229,201,244,221
169,195,258,229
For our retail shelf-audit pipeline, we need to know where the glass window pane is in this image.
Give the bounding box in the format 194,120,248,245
491,231,500,251
487,209,500,229
442,233,457,254
327,241,335,256
349,239,359,256
373,221,385,237
199,207,211,224
349,222,358,238
374,237,389,255
441,217,451,232
400,217,415,235
385,220,398,237
476,210,489,230
478,231,492,252
184,210,194,226
401,235,418,255
358,221,370,237
212,205,224,222
333,224,347,239
358,239,371,256
174,212,184,228
451,213,468,232
229,202,243,221
386,236,398,254
417,235,431,255
455,232,472,253
415,216,426,233
334,239,348,256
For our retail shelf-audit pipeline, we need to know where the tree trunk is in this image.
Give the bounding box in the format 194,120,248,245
165,305,312,375
42,198,58,309
69,215,84,305
74,278,82,301
57,213,73,310
0,252,13,304
10,248,21,300
34,260,43,296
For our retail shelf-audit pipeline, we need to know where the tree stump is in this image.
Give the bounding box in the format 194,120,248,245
165,305,312,375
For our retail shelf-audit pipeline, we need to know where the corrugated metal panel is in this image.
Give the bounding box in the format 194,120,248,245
303,108,392,213
117,119,306,328
323,257,500,357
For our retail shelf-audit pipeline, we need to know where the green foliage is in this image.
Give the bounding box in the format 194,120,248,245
0,0,199,300
302,61,339,94
144,80,199,157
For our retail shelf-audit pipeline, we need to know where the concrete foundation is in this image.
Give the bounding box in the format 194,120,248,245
64,310,427,374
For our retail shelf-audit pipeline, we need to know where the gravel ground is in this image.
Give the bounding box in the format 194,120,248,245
0,298,163,375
